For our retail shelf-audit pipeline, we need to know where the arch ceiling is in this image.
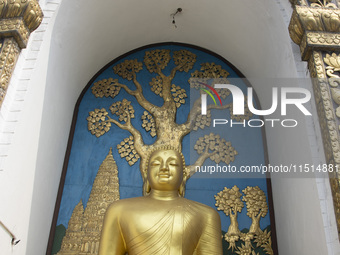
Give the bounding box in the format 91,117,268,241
51,0,297,97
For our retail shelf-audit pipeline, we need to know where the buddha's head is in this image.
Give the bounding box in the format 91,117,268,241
143,146,187,196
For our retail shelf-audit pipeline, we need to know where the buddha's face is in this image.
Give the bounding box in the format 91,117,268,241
147,149,183,192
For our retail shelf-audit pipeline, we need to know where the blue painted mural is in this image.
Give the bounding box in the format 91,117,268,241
52,43,275,255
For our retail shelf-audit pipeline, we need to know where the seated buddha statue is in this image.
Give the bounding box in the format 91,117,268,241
98,147,223,255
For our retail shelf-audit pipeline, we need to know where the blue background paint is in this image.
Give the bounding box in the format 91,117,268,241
56,44,271,233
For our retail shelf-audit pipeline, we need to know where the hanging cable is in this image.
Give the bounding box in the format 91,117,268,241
0,221,20,245
171,8,182,28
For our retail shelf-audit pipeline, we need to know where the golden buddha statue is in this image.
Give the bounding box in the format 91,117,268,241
98,147,223,255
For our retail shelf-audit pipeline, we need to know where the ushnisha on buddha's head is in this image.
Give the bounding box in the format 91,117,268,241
143,146,187,196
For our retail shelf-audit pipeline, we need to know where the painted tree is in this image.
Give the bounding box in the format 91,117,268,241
215,185,244,251
87,49,240,194
242,186,268,234
254,229,273,255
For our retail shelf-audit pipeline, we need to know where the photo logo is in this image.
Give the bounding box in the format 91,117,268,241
199,82,222,115
200,84,312,128
201,84,311,116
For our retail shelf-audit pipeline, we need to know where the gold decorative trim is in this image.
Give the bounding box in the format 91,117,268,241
0,0,43,107
0,0,43,31
308,52,337,162
0,38,20,107
0,0,43,48
0,18,30,48
289,6,340,59
289,8,304,45
309,51,340,236
295,6,340,33
300,32,340,61
289,0,340,238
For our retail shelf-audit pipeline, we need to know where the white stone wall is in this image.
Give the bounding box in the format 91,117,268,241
274,0,340,254
0,1,61,254
0,0,338,254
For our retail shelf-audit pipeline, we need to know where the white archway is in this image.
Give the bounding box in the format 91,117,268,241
0,0,333,254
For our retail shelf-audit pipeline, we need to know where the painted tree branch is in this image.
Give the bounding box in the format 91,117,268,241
107,114,147,155
180,96,232,135
113,59,158,113
131,74,159,113
89,50,239,189
189,145,217,176
170,65,180,80
115,82,136,96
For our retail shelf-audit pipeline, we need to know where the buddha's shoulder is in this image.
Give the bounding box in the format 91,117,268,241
105,197,146,213
181,198,219,216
